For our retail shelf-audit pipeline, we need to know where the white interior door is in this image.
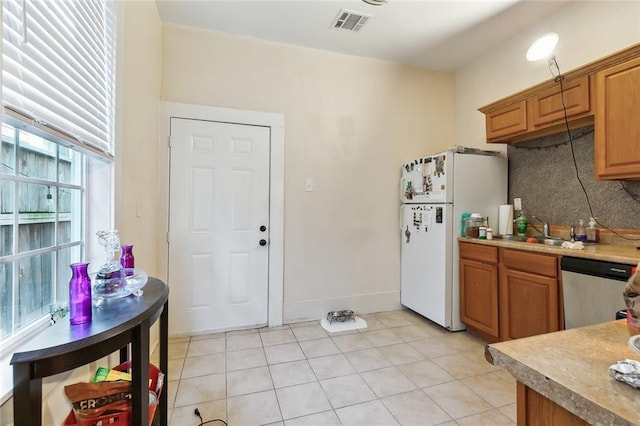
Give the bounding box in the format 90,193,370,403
168,118,270,335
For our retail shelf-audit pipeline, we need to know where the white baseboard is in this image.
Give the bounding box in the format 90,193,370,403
284,290,401,324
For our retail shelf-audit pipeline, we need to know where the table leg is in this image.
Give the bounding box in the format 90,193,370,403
13,363,42,426
131,319,150,426
120,345,129,364
159,300,169,426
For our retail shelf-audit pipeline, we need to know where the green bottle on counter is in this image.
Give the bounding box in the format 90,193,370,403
515,211,528,236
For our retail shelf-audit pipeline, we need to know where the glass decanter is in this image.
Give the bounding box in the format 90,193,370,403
93,229,127,300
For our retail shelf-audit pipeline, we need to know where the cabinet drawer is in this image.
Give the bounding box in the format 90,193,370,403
485,101,527,141
460,242,498,264
529,75,591,127
500,248,558,278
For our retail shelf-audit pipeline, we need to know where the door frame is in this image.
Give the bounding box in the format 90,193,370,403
158,101,284,328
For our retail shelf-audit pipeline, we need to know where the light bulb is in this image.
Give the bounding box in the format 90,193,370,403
526,33,559,62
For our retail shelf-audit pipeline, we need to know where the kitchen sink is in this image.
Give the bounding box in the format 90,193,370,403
492,235,597,246
493,235,567,246
538,237,565,246
493,235,527,242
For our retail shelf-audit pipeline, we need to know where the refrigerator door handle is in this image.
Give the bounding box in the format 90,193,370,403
400,205,405,231
400,177,405,202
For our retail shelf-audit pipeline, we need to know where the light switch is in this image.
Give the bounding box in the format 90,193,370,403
514,198,522,210
136,200,143,217
305,178,314,192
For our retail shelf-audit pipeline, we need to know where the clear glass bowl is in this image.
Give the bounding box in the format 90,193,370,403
91,268,148,302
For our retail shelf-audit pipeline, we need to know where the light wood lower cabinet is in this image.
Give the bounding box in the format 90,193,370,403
499,248,561,341
460,243,499,341
459,242,561,342
517,382,588,426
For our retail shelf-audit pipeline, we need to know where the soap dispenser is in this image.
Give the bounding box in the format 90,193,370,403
586,217,599,242
575,219,587,242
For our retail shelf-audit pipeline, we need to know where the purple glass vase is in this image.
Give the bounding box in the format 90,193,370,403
120,244,135,268
69,262,92,325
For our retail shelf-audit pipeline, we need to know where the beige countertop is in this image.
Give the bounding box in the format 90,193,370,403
486,320,640,425
458,236,640,265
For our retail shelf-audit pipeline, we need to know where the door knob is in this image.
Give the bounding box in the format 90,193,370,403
260,225,267,232
259,239,267,246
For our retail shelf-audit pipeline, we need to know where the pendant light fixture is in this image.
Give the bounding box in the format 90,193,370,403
526,32,559,62
526,32,561,81
362,0,387,5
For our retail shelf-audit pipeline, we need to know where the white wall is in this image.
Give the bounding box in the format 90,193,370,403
115,0,163,279
0,2,162,425
455,0,640,150
160,25,456,322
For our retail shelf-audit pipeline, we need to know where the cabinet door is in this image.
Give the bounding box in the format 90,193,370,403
529,75,591,127
499,267,559,340
517,383,589,426
460,258,499,340
595,56,640,179
485,101,527,141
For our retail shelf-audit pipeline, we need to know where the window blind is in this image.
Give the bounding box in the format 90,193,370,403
2,0,116,158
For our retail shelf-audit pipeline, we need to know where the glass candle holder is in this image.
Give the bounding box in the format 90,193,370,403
94,230,126,298
69,262,92,325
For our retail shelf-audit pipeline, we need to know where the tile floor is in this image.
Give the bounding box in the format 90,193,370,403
151,309,516,425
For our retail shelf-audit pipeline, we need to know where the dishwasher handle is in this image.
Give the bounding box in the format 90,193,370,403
561,256,633,281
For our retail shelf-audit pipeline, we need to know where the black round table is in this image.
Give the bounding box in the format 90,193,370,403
10,277,169,426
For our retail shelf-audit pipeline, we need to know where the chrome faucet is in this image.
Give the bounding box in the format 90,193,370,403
532,215,551,238
542,222,550,238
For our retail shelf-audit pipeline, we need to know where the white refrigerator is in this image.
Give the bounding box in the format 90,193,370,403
400,148,507,331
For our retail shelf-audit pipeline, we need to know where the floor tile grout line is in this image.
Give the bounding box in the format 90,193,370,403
318,327,392,423
457,372,517,410
454,405,516,423
263,343,286,425
325,325,418,421
165,310,516,426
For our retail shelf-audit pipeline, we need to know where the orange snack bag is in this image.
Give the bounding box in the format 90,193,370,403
623,263,640,335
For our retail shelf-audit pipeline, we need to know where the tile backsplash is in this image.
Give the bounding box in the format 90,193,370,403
507,126,640,233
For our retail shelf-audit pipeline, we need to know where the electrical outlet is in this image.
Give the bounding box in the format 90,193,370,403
514,198,522,210
305,178,314,192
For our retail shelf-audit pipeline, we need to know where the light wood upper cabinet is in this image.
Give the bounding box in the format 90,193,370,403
529,75,592,127
479,43,640,178
480,76,594,144
595,56,640,180
485,101,527,141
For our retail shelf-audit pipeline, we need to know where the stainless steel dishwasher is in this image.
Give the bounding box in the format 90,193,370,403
561,256,633,329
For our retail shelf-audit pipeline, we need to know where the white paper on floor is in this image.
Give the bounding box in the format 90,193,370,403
320,316,367,333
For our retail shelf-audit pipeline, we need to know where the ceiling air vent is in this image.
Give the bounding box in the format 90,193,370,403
331,9,372,32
